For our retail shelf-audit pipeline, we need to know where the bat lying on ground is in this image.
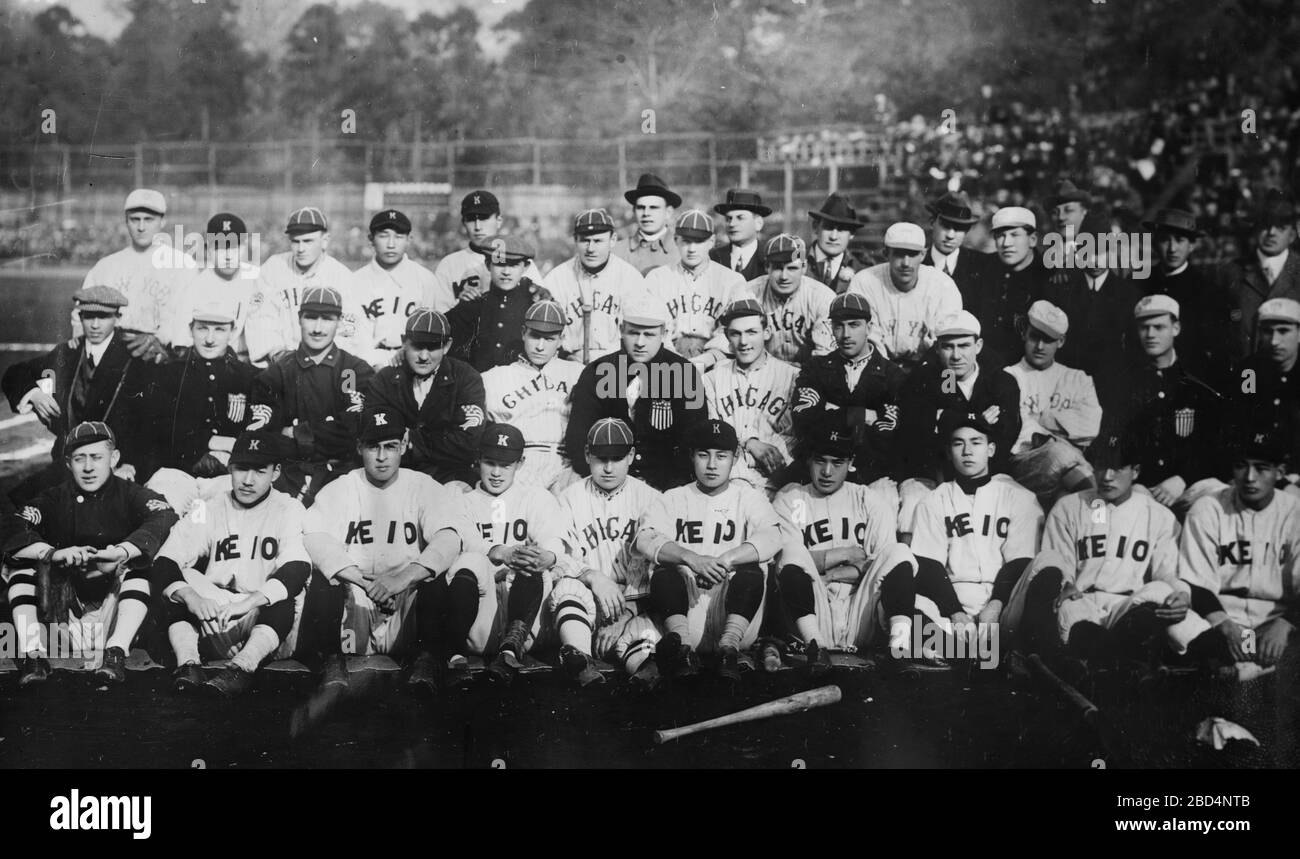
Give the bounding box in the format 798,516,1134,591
653,684,842,744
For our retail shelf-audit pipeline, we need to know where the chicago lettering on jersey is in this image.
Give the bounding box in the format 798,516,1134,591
665,291,725,321
1074,533,1150,562
766,307,809,336
581,516,637,550
214,534,280,561
502,373,571,410
712,385,788,420
944,513,1011,539
563,292,617,324
801,517,869,547
345,519,420,546
675,519,737,544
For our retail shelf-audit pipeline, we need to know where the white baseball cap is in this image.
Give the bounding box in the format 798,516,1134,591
1026,300,1069,340
883,222,926,252
124,188,166,216
936,310,982,339
191,299,238,325
1258,297,1300,325
622,292,669,327
990,206,1036,232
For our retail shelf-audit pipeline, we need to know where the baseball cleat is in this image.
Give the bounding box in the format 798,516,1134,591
805,639,832,676
18,655,51,687
629,657,661,691
173,663,206,692
93,646,127,684
203,666,254,698
716,645,743,683
757,637,784,672
655,632,698,679
407,652,442,693
560,645,604,687
486,649,522,685
444,654,474,689
321,653,349,690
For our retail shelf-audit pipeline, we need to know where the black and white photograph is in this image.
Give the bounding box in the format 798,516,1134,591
0,0,1296,802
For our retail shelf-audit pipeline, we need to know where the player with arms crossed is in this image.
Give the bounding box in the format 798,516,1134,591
151,430,311,697
771,423,923,672
550,419,671,687
909,410,1044,660
644,419,783,684
302,408,494,693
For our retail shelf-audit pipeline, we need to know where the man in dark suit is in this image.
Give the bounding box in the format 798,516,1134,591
565,293,708,490
1221,190,1300,362
921,190,999,305
806,193,868,294
2,286,154,501
709,189,770,282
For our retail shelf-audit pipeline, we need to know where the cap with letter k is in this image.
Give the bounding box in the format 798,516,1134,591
359,407,407,444
479,423,525,463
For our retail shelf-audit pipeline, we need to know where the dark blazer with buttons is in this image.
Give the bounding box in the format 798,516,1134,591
895,361,1022,482
147,348,256,478
710,242,767,282
366,357,486,486
922,246,1001,307
792,349,907,482
447,283,537,372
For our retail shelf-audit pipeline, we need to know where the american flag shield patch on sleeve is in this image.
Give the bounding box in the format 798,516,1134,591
227,393,247,423
1174,408,1195,438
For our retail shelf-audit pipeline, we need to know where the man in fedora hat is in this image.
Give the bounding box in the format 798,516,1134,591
1046,179,1091,240
709,189,771,282
922,190,999,304
807,193,867,294
614,172,682,274
1222,189,1300,361
1143,207,1236,389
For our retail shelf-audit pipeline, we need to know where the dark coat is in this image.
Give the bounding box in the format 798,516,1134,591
147,348,256,477
1144,264,1238,390
252,344,375,465
1219,250,1300,362
710,243,767,282
792,349,907,482
895,361,1023,481
1102,359,1224,486
1034,269,1139,383
366,357,486,486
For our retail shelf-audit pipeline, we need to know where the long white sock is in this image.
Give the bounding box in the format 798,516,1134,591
557,620,592,656
231,624,279,672
168,621,201,666
106,581,150,652
794,615,820,644
718,614,748,651
7,579,45,657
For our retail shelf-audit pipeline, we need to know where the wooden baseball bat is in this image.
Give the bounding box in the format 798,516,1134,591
653,684,842,744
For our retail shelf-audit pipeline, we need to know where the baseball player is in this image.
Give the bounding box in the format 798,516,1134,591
1003,300,1101,499
151,430,311,697
542,208,650,363
459,425,571,684
846,222,961,370
3,286,156,500
791,292,906,486
613,172,681,274
1230,298,1300,481
301,408,494,692
245,206,362,366
250,285,375,506
1178,430,1300,672
982,206,1045,368
744,234,836,365
365,308,487,488
433,190,543,302
644,419,783,682
352,209,450,366
75,188,196,363
909,410,1044,658
702,297,799,492
806,193,868,294
481,300,584,493
447,236,545,372
643,209,747,365
771,423,920,670
1008,431,1195,670
168,213,259,362
709,189,770,281
2,422,177,686
549,419,672,687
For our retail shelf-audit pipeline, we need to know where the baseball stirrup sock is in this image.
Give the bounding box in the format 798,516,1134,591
879,562,916,618
621,638,655,674
777,564,816,617
105,576,151,652
507,572,544,627
914,558,964,618
232,624,279,672
724,567,764,620
168,621,201,666
7,572,45,657
650,567,690,616
442,570,480,655
1023,568,1064,652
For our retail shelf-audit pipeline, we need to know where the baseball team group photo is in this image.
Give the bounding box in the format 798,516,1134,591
1,0,1298,776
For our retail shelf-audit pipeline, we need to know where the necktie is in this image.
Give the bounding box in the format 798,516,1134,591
88,354,96,370
733,254,743,272
1267,264,1278,285
626,374,641,417
943,259,952,276
822,259,833,283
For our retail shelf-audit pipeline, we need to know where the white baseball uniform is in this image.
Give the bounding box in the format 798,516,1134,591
434,247,542,305
846,263,961,364
702,354,799,488
351,255,447,366
481,356,585,492
542,256,649,361
167,263,259,361
911,475,1044,615
644,260,748,353
772,480,917,648
303,468,494,656
245,252,362,364
645,480,783,651
76,243,198,343
743,276,836,364
1004,359,1102,453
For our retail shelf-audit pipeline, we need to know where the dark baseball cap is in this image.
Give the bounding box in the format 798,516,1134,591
358,407,407,444
937,408,993,440
405,308,450,347
65,421,116,455
586,418,634,458
207,212,247,237
462,191,500,219
1229,426,1288,464
804,422,855,458
285,206,328,236
369,209,412,235
829,292,871,322
686,419,739,452
480,423,525,464
1086,429,1140,471
229,430,283,468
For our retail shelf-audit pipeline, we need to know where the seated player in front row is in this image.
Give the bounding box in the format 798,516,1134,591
645,419,784,684
152,430,310,697
3,421,177,686
458,424,571,684
1177,430,1300,673
550,418,671,687
909,410,1044,658
302,407,495,693
770,422,926,672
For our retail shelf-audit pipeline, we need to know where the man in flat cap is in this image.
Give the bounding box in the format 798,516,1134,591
847,222,961,370
481,300,585,493
1222,189,1300,361
448,236,544,372
168,212,259,363
807,193,868,294
1003,300,1101,500
250,285,376,506
3,286,156,500
614,172,682,274
3,421,178,686
710,189,771,281
1143,207,1237,390
352,208,450,367
746,234,836,365
644,209,748,366
1230,298,1300,483
365,308,487,488
922,190,999,303
542,208,650,364
246,206,362,366
75,188,196,364
434,190,542,303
